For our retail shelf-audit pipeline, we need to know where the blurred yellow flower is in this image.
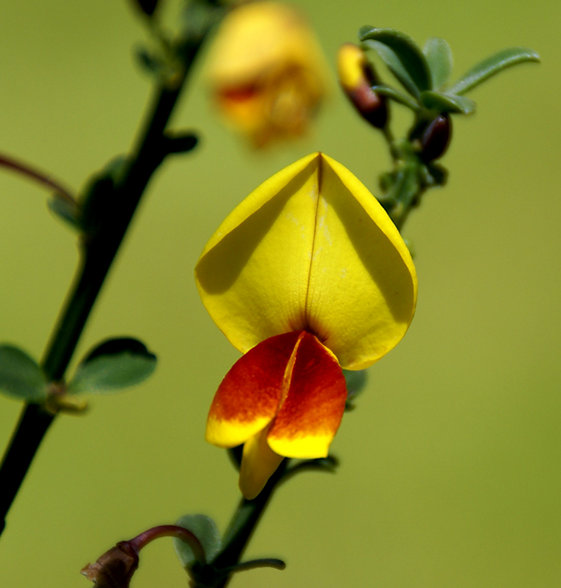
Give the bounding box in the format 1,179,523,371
205,2,329,148
196,153,417,498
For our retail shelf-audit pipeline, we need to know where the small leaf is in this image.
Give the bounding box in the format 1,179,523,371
80,156,127,236
135,46,164,75
174,514,221,569
344,369,368,396
162,132,199,155
365,41,419,98
0,344,47,401
48,193,82,230
282,456,339,484
389,163,421,210
448,47,540,95
420,162,448,188
424,38,453,89
360,27,432,97
68,337,157,394
344,369,368,410
371,84,420,111
229,558,286,573
419,90,476,114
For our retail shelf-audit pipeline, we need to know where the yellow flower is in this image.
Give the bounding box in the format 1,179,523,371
195,153,417,498
205,2,329,148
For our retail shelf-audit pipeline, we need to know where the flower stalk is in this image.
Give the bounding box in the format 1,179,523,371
191,460,288,588
0,151,77,208
82,525,206,587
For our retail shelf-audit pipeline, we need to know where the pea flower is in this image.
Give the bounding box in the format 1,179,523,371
195,153,417,498
205,2,329,148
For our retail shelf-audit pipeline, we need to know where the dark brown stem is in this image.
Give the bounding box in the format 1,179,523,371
129,524,206,563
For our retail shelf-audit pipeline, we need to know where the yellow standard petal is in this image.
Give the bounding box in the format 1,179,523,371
305,154,417,369
196,153,320,351
195,152,417,370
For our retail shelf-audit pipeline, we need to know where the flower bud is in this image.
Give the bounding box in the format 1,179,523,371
81,541,138,587
337,43,388,129
420,114,452,162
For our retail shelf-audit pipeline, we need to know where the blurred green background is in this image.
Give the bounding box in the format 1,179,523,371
1,0,559,586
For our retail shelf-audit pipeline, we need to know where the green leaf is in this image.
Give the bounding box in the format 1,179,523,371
344,369,368,411
48,194,82,230
135,46,164,76
344,369,368,396
448,47,540,95
391,163,421,209
421,162,448,187
419,90,476,114
229,558,286,573
68,337,156,394
360,27,432,97
174,514,221,569
371,84,420,111
0,344,47,402
424,38,453,89
80,156,127,235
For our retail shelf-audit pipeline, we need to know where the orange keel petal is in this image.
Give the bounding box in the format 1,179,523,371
206,331,302,448
267,332,347,458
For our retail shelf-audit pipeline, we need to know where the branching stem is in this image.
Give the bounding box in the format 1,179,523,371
0,13,216,537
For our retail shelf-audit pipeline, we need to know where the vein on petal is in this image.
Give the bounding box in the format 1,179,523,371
302,153,323,335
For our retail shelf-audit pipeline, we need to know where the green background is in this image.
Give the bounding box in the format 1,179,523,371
1,1,559,586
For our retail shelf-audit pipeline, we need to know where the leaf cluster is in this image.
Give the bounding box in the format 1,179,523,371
360,27,539,117
0,338,156,411
355,27,539,228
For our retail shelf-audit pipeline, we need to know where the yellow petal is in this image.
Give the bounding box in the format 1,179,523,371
206,2,327,90
337,43,367,92
239,428,284,500
196,153,319,351
195,153,417,369
305,154,417,369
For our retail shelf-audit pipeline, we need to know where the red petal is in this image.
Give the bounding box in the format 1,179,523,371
206,331,302,447
267,332,347,458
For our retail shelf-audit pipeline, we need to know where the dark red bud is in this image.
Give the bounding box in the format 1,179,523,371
81,541,139,587
420,114,452,162
351,85,388,129
337,43,388,129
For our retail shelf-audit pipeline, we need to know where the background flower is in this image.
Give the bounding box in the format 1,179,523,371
205,1,329,147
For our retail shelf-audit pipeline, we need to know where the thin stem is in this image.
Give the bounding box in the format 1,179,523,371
382,125,399,163
0,404,53,536
191,461,288,588
129,524,206,564
0,14,216,536
0,152,76,204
